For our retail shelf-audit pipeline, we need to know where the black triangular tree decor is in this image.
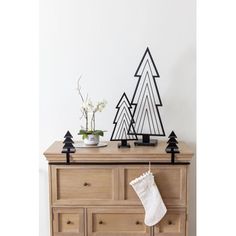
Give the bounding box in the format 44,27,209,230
167,137,178,144
128,47,165,146
64,131,73,138
166,131,179,163
110,93,138,148
62,130,75,164
168,131,177,138
63,137,74,144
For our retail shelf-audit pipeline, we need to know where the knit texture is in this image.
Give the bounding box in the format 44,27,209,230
130,171,167,226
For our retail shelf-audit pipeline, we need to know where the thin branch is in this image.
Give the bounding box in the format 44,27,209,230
76,76,85,102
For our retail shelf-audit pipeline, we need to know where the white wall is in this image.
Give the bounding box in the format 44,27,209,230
39,0,196,235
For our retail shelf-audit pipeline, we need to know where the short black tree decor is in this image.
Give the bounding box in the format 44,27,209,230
62,131,75,164
128,47,165,146
166,131,179,164
110,93,138,148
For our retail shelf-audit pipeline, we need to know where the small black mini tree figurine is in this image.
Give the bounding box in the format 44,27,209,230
166,131,179,163
62,131,75,164
110,93,138,148
128,47,165,146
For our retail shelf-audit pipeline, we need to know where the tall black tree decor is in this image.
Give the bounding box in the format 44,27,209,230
110,93,138,148
165,131,179,163
62,131,75,164
128,47,165,146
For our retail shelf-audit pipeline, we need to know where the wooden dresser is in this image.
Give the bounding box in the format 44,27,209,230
44,141,193,236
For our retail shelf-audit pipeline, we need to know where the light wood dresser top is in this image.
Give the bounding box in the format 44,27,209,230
44,141,193,163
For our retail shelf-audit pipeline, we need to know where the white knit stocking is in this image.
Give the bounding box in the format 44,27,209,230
129,171,167,226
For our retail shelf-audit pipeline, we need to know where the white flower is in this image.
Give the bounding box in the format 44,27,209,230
81,99,93,112
93,100,107,112
87,99,94,112
81,101,87,110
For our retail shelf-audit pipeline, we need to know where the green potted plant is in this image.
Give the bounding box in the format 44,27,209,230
76,78,107,145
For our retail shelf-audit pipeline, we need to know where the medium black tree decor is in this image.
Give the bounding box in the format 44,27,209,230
166,131,179,163
128,47,165,146
62,131,75,164
110,93,138,148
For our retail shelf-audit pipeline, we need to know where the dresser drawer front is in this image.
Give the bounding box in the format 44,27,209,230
53,208,84,236
87,208,151,236
154,209,186,236
122,165,187,206
51,165,118,205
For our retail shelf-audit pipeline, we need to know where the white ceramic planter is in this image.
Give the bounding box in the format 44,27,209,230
84,134,100,146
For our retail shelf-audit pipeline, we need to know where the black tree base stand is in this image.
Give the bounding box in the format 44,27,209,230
134,134,158,146
118,140,131,148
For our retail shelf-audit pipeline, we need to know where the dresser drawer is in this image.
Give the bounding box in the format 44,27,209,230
87,208,151,236
121,165,187,206
51,165,118,205
53,208,84,236
153,209,186,236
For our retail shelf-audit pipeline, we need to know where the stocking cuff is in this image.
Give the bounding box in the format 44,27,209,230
129,171,152,186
